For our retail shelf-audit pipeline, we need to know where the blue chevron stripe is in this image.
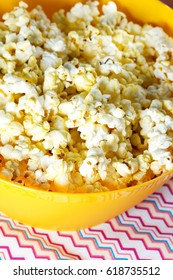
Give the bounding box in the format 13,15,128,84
79,230,128,260
145,198,173,217
117,216,173,252
0,216,70,260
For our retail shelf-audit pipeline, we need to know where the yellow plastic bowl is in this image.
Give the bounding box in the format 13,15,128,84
0,0,173,231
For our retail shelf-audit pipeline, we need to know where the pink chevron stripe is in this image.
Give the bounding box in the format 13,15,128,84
76,230,114,259
58,232,106,259
153,192,173,205
123,213,173,243
0,246,24,260
122,209,173,238
83,228,133,259
0,225,49,259
1,214,80,260
126,211,173,237
135,204,173,228
108,218,173,259
160,183,173,196
80,229,118,260
59,229,140,260
153,187,173,204
148,194,173,209
122,212,173,247
14,222,65,257
0,215,81,259
83,228,136,259
89,226,140,259
108,219,160,259
14,222,80,259
0,218,61,259
32,228,81,260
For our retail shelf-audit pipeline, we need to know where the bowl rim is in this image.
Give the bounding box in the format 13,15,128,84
0,168,173,198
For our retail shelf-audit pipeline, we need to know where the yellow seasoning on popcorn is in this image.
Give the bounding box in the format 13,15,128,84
0,1,173,193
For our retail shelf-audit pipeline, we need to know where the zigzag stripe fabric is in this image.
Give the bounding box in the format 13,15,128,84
0,179,173,260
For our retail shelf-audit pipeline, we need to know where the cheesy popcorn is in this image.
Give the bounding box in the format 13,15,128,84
0,1,173,193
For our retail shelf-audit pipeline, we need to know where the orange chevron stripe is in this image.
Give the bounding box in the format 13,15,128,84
83,227,135,259
0,250,7,260
110,217,173,259
58,231,112,259
0,219,57,259
0,213,80,260
135,202,173,226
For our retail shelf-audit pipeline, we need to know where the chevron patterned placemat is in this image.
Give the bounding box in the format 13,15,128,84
0,179,173,260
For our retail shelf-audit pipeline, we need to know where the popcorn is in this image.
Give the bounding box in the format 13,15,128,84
40,51,62,71
79,148,110,182
98,56,121,75
18,97,45,124
23,118,50,141
0,144,23,161
0,1,173,193
114,162,131,177
67,1,99,23
44,157,71,187
0,74,38,96
145,27,173,55
15,40,34,63
43,130,71,151
74,74,95,92
43,90,60,114
44,37,66,53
